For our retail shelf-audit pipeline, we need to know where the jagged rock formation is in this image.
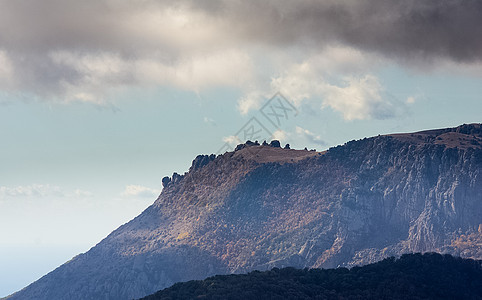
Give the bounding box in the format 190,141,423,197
8,124,482,300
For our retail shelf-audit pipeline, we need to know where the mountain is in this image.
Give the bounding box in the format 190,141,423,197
8,124,482,300
141,253,482,300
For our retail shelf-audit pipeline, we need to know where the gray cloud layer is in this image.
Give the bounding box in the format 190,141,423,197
2,0,481,59
200,0,482,63
0,0,480,107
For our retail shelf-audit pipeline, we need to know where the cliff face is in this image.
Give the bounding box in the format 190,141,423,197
9,124,482,300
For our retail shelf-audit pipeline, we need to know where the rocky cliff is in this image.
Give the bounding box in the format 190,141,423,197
8,124,482,300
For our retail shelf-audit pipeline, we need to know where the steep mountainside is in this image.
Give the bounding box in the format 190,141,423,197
8,124,482,300
142,253,482,300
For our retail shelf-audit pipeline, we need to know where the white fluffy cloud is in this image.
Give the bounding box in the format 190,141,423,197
121,185,159,198
222,135,241,144
265,48,400,120
237,91,268,116
322,75,393,121
295,126,327,146
0,184,93,199
272,129,288,143
0,184,63,198
0,1,256,104
45,49,255,104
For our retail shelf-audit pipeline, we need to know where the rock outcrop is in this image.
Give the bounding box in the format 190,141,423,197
8,124,482,300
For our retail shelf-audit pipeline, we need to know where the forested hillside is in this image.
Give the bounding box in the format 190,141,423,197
142,253,482,300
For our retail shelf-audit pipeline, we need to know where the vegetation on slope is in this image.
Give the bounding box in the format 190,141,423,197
141,253,482,300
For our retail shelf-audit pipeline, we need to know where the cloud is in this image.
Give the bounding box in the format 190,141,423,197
187,0,482,63
271,129,288,143
0,1,255,103
237,91,267,115
0,50,14,86
121,185,159,198
203,117,216,126
406,96,416,104
0,184,63,198
1,0,481,118
222,135,241,144
0,184,93,199
268,51,402,120
321,75,395,121
295,126,327,146
74,189,94,198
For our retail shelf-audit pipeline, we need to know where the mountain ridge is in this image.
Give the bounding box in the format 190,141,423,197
8,123,482,300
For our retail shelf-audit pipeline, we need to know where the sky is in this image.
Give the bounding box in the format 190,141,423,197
1,0,482,297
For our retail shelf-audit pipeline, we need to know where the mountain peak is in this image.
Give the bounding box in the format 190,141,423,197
389,123,482,149
9,124,482,300
232,145,323,164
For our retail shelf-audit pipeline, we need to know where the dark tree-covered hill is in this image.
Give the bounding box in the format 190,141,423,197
142,253,482,300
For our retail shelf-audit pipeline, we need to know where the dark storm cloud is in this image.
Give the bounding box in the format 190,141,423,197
1,0,481,61
199,0,482,63
0,0,481,101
